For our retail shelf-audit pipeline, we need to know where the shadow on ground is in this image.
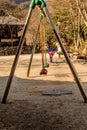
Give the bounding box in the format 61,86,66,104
0,76,87,130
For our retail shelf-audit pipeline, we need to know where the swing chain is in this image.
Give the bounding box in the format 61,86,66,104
39,12,49,69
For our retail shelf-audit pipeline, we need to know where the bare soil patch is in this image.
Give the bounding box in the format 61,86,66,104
0,54,87,130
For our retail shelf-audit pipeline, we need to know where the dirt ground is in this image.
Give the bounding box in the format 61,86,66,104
0,53,87,130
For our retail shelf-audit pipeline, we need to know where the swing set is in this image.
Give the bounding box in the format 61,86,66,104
39,12,49,75
27,11,49,76
1,0,87,104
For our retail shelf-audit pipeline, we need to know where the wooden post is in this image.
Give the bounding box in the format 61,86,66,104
44,7,87,103
2,8,33,104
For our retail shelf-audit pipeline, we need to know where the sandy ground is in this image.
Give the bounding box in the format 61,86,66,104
0,53,87,130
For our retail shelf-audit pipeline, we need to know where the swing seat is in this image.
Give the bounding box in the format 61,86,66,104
43,63,49,68
40,68,47,75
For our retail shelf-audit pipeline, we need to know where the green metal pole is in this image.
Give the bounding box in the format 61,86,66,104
1,0,46,104
27,24,40,77
44,7,87,103
2,8,33,104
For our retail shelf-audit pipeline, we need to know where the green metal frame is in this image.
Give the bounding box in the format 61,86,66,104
29,0,46,9
1,0,87,104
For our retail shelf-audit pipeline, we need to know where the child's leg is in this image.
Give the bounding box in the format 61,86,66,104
59,53,61,58
58,52,61,59
50,57,52,62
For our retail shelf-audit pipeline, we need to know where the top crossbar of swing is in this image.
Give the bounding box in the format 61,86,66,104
29,0,46,9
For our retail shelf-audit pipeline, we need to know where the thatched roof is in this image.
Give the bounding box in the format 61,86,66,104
0,10,24,25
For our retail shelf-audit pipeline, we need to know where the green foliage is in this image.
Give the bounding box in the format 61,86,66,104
46,30,56,48
52,10,73,45
80,24,87,40
62,30,73,44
